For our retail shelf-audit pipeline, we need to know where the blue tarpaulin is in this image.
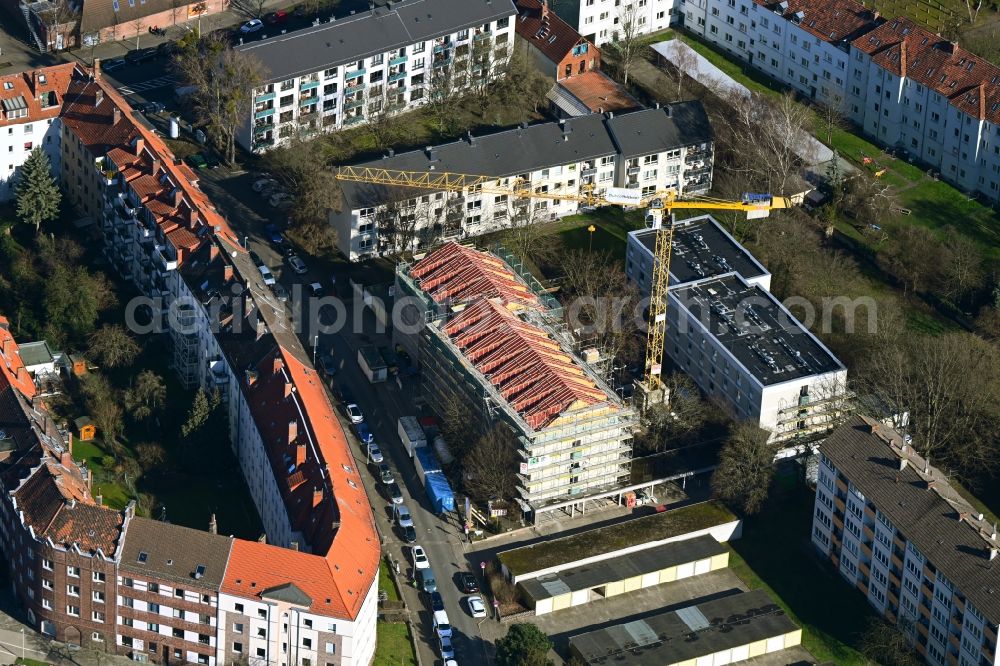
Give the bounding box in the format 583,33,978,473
425,473,456,513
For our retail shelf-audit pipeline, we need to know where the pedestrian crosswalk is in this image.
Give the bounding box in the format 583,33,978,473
117,75,176,95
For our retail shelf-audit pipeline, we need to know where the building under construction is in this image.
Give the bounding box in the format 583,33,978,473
396,242,637,516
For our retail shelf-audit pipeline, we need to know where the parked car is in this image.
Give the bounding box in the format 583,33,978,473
394,504,413,528
439,636,455,660
157,41,179,57
429,591,445,612
355,422,373,444
378,464,394,485
367,442,383,463
459,572,479,594
239,18,264,33
346,403,364,424
388,482,404,504
258,265,276,286
432,610,452,638
102,58,126,71
417,568,437,593
308,282,324,297
466,595,486,618
125,47,157,64
136,101,165,114
265,223,285,244
410,545,430,570
252,178,278,193
264,9,288,23
288,255,308,275
249,250,264,267
401,525,417,543
271,282,289,302
318,354,337,376
185,153,208,169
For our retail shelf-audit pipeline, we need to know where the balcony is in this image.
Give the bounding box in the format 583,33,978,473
345,81,365,94
252,138,275,151
254,91,276,103
473,29,492,41
433,56,452,67
433,42,451,53
155,248,178,272
254,107,275,120
344,115,365,127
345,69,366,80
299,96,318,107
627,165,640,176
581,166,597,176
389,71,407,83
300,80,320,91
389,54,407,66
343,98,364,111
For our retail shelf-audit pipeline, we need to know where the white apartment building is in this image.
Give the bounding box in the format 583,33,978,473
684,0,879,110
814,416,1000,666
575,0,680,47
334,101,714,260
0,63,76,201
235,0,516,152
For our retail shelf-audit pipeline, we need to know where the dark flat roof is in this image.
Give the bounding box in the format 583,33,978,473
235,0,517,82
520,535,725,601
120,517,234,589
606,102,713,158
671,274,844,386
569,589,797,665
632,215,769,287
822,416,1000,624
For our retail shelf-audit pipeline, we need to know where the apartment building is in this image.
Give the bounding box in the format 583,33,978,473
0,63,76,201
576,0,680,47
813,416,1000,666
685,0,879,110
515,0,600,80
1,63,380,665
235,0,516,152
399,242,637,516
334,101,714,260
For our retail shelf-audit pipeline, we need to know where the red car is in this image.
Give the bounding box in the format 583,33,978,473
264,10,288,24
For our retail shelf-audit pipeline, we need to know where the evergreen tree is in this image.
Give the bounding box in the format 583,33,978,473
15,147,61,233
181,388,211,438
496,624,552,666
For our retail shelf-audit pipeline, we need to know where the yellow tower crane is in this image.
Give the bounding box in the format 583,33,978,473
334,166,791,407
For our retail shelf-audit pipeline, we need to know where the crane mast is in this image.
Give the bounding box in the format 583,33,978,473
334,167,790,407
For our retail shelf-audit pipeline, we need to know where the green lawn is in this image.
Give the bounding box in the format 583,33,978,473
373,622,417,666
728,481,877,665
379,559,401,602
14,659,48,666
71,437,131,509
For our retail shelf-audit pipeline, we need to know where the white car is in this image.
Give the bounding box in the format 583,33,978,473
433,609,452,638
466,594,486,618
288,255,308,275
240,18,264,33
445,661,458,666
410,545,430,570
367,442,383,463
439,636,455,660
346,403,364,424
252,177,277,193
258,264,275,286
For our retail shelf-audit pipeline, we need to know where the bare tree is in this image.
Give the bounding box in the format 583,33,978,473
667,43,698,101
229,0,266,20
425,63,460,134
264,138,340,253
462,424,519,503
365,84,402,153
860,617,921,666
939,230,983,304
81,373,125,446
125,370,167,422
638,372,709,453
816,93,846,144
175,33,266,165
710,422,776,515
131,17,144,50
492,49,550,123
88,324,141,368
38,0,76,51
841,169,899,230
498,200,559,267
876,225,945,296
609,3,643,88
963,0,984,25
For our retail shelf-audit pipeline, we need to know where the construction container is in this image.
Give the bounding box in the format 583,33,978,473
397,416,426,457
414,446,442,487
358,345,388,383
425,473,456,514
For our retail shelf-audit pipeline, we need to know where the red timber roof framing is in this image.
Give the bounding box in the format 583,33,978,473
409,243,540,307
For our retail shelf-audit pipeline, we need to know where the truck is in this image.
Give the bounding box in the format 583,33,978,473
358,345,388,383
414,446,442,487
397,416,426,457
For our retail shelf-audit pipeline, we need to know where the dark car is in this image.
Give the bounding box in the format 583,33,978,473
388,482,404,504
265,223,284,244
136,101,166,114
264,9,288,24
459,572,479,594
249,250,264,268
401,525,417,543
185,153,208,170
101,58,126,72
157,41,179,57
429,591,445,612
125,47,157,64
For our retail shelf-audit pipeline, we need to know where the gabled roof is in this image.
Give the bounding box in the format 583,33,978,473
409,242,540,308
605,102,713,158
755,0,880,45
442,298,612,430
120,517,234,589
515,0,593,66
853,17,1000,124
0,316,36,399
262,582,313,606
554,70,640,115
0,63,78,129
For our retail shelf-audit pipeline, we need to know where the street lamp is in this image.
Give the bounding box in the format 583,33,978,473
587,224,597,252
20,628,25,660
312,335,319,366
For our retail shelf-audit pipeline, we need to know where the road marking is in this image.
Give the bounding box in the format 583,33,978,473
117,74,176,95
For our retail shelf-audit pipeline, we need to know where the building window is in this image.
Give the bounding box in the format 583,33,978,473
326,642,335,654
67,566,80,577
233,642,243,653
92,571,105,582
234,603,244,613
66,605,80,617
42,559,52,571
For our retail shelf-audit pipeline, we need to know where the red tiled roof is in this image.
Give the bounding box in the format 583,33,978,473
221,345,378,619
60,68,243,260
442,299,612,430
0,316,36,399
410,242,540,308
557,70,640,114
0,63,78,129
515,0,594,65
853,17,1000,124
755,0,878,44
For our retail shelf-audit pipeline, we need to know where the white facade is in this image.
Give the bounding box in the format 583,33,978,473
242,18,515,152
813,451,1000,666
0,116,62,201
577,0,679,46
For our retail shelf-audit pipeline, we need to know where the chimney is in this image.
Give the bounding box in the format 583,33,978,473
541,0,549,20
608,111,614,119
898,457,907,471
93,59,102,79
31,70,38,95
288,419,298,444
313,486,323,507
223,264,234,282
151,156,160,175
290,541,299,551
284,380,293,399
95,88,104,106
134,137,145,156
272,356,284,375
173,189,183,208
927,480,937,491
295,442,306,465
95,494,103,506
209,513,218,534
872,10,880,20
924,455,930,475
1,337,10,356
959,511,969,522
60,450,73,467
209,243,219,262
990,547,998,561
425,145,437,161
188,208,200,228
112,106,121,125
